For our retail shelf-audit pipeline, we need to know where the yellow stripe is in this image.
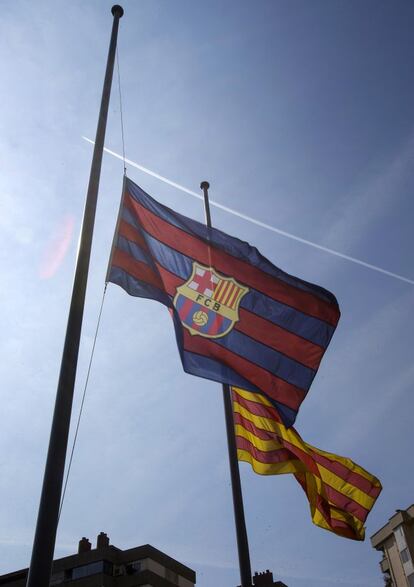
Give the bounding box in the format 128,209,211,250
299,472,365,539
235,423,284,452
218,281,231,303
233,401,295,443
222,282,235,306
233,387,274,408
211,279,223,300
305,442,382,488
237,449,303,476
310,508,333,533
329,506,363,533
317,463,376,510
214,279,225,302
311,508,364,539
233,400,378,508
226,285,239,309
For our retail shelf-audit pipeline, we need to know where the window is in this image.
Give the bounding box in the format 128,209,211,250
125,560,142,575
71,560,113,579
408,573,414,587
165,568,178,584
50,571,64,585
401,548,410,563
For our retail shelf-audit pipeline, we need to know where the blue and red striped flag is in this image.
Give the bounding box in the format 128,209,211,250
108,177,340,426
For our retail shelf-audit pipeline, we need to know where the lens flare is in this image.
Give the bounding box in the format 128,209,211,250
39,215,75,279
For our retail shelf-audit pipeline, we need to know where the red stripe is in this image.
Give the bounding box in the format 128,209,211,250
156,264,323,370
271,434,320,477
321,483,369,523
236,436,295,466
214,280,225,302
295,474,362,539
219,281,230,302
222,282,235,306
125,192,339,326
237,308,323,370
112,249,162,290
208,313,225,336
179,297,196,323
233,412,280,441
227,285,240,310
234,398,318,476
182,329,306,411
232,390,282,422
281,438,368,522
308,450,381,498
279,437,376,512
118,219,148,250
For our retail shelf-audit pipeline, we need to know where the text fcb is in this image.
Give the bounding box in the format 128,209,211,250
174,262,249,338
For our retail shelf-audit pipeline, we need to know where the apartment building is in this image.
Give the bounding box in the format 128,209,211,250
371,504,414,586
0,532,196,587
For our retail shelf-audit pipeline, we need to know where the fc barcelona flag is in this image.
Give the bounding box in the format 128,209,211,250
107,177,340,426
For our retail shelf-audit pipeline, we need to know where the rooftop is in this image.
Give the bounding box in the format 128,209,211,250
0,533,196,586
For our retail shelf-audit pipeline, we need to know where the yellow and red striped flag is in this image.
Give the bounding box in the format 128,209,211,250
232,386,382,540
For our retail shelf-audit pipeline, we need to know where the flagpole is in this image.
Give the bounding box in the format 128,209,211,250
200,181,252,587
26,6,124,587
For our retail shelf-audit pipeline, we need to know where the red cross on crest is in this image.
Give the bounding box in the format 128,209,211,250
173,262,249,338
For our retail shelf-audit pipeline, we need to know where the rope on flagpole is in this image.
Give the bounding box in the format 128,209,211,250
116,47,127,175
60,33,125,520
58,283,108,522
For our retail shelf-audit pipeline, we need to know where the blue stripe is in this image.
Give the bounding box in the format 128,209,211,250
262,396,297,428
121,206,142,231
126,177,339,309
174,294,186,311
125,226,332,347
181,350,260,393
117,234,152,266
181,351,297,427
108,267,171,307
246,291,332,348
214,329,314,391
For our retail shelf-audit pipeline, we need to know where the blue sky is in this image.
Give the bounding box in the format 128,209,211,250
1,1,413,586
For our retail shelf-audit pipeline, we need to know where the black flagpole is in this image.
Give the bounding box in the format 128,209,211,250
26,6,124,587
200,181,252,587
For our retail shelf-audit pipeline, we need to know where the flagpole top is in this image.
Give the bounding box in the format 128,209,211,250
200,181,210,190
111,5,124,17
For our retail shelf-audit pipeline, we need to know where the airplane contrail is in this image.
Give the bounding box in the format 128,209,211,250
83,136,413,286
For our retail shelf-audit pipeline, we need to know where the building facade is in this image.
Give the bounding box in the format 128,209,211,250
371,504,414,586
0,533,196,587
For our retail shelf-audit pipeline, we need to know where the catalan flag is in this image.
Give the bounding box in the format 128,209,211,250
232,387,382,540
108,177,340,427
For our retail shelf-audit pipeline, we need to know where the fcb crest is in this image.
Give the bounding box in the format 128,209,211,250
173,262,249,338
